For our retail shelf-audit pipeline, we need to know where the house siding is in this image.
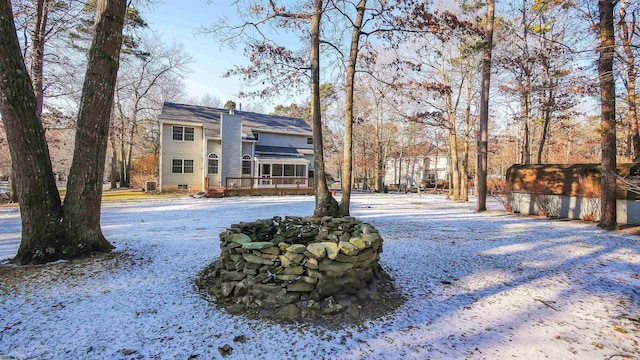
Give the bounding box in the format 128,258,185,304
161,123,204,192
256,132,312,150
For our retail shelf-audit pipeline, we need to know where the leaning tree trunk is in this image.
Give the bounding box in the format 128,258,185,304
340,0,366,216
477,0,495,212
311,0,338,218
597,0,617,230
0,0,64,264
62,0,127,253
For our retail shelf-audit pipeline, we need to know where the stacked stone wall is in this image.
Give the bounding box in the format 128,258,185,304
199,216,385,319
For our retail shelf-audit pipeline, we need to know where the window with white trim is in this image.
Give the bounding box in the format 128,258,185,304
242,155,252,175
207,153,219,174
172,126,195,141
172,159,194,174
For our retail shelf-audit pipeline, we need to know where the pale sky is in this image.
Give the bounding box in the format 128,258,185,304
143,0,304,111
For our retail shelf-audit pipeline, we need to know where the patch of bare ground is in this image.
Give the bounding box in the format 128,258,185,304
0,251,146,294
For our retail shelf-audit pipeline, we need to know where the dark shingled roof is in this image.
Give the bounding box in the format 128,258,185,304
159,102,312,137
255,145,301,156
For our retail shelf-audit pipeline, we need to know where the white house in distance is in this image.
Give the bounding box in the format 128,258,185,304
158,102,314,195
384,148,450,188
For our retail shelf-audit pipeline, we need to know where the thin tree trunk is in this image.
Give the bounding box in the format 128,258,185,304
477,0,495,212
597,0,617,230
63,0,127,250
0,0,63,264
311,0,338,218
461,82,472,202
340,0,366,216
449,127,460,200
618,1,639,161
30,0,49,115
109,112,118,189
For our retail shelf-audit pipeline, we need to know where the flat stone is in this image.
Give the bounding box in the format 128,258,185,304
220,270,247,282
284,252,304,264
304,257,319,269
242,267,258,275
276,274,298,281
260,246,281,255
321,242,339,260
300,276,318,284
221,282,235,297
275,292,300,305
339,241,360,256
349,236,370,250
282,266,305,275
242,241,275,250
279,254,293,267
278,242,289,251
242,253,274,265
319,262,353,273
275,304,300,319
286,244,307,254
287,282,315,292
231,233,252,244
307,243,326,258
361,224,377,234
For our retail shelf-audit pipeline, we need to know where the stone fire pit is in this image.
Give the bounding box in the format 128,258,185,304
197,215,401,322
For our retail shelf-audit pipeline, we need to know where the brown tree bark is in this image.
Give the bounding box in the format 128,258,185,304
0,0,64,264
597,0,617,230
63,0,127,251
618,1,639,161
340,0,366,216
311,0,338,218
477,0,495,212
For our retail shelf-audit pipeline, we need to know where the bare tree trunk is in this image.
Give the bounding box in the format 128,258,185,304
63,0,127,251
449,127,460,200
311,0,338,218
30,0,49,115
597,0,617,230
477,0,495,212
0,0,63,264
340,0,366,216
109,115,118,189
461,82,472,202
618,1,639,162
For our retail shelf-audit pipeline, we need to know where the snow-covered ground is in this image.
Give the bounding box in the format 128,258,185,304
1,193,639,359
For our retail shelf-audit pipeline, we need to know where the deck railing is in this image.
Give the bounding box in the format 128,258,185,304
225,177,314,190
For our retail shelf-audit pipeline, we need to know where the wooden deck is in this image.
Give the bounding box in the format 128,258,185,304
206,177,315,197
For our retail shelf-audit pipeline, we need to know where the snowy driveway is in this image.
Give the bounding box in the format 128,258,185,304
1,193,639,359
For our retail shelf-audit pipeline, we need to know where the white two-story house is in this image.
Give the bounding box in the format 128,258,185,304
158,102,314,194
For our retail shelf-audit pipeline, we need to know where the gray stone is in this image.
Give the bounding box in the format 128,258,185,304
287,282,315,292
284,252,304,264
220,270,247,282
276,274,298,281
221,282,235,297
304,257,319,269
349,236,370,250
231,233,252,244
242,253,274,265
286,244,307,253
321,242,339,260
307,243,326,258
339,241,360,256
260,246,281,255
319,262,353,273
282,266,304,275
275,304,300,319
